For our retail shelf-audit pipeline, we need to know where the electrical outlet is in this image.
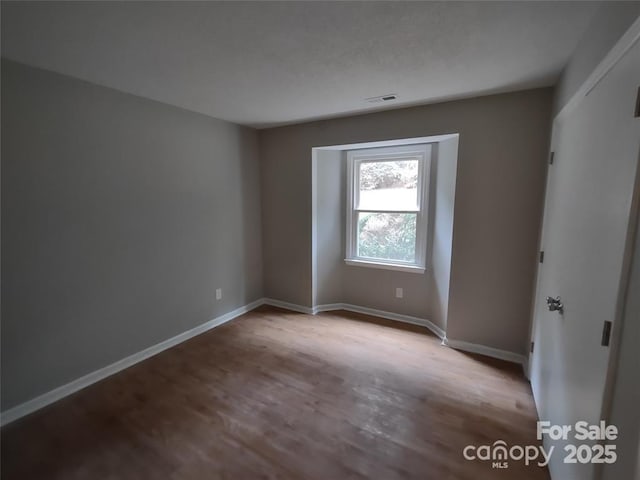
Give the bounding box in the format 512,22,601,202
395,287,403,299
216,288,222,300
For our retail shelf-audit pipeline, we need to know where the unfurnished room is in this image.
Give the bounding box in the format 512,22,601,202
1,1,640,479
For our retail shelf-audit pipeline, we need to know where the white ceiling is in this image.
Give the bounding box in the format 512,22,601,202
2,1,598,128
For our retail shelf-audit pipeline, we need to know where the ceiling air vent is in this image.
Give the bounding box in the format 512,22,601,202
366,94,397,103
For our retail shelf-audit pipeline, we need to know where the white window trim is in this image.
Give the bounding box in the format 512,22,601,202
345,144,431,273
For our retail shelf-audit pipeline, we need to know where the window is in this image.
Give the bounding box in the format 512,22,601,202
345,144,430,273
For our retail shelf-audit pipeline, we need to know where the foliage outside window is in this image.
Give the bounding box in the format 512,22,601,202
346,145,430,273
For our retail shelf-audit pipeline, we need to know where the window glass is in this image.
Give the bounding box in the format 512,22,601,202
358,160,419,211
357,212,417,262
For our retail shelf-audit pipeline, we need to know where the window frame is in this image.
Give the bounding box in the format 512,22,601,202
345,144,431,274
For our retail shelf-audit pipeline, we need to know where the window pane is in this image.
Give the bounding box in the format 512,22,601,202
358,160,419,210
357,212,417,262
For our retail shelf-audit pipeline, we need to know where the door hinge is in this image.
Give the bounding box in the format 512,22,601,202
601,321,612,347
635,86,640,118
539,251,544,263
530,341,535,353
549,152,555,165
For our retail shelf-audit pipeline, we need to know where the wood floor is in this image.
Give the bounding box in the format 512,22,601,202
1,306,549,480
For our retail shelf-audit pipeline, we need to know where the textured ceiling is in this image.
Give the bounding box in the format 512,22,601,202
1,1,598,128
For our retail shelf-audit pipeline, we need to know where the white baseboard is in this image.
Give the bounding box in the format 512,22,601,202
314,302,446,340
269,299,524,366
2,297,525,426
0,298,265,427
445,338,526,365
262,298,315,314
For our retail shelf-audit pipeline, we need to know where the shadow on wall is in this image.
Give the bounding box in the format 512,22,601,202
312,134,459,334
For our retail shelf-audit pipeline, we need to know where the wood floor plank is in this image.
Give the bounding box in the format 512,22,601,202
1,306,549,479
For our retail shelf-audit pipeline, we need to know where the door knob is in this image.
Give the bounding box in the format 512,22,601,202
546,296,564,314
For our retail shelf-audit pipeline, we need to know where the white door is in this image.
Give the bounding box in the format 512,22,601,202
529,39,640,480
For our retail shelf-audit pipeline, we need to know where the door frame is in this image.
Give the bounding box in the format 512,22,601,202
525,19,640,480
527,16,640,377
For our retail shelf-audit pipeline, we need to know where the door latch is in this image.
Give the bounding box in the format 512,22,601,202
546,296,564,314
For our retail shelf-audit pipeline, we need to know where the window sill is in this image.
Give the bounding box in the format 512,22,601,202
344,259,425,274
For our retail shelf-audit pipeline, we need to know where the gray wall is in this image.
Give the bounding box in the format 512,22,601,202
428,138,458,330
314,139,457,329
260,89,552,355
315,149,344,305
1,60,263,410
553,1,640,115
